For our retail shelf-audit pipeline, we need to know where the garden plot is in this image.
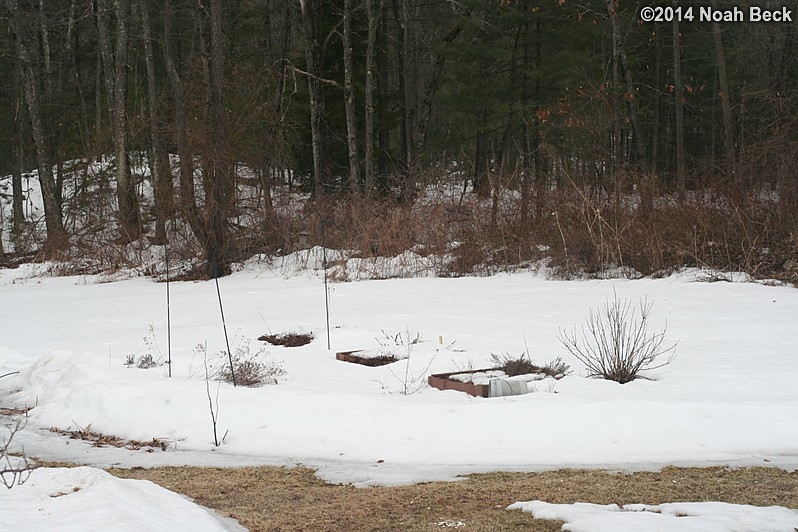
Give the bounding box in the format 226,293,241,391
429,369,556,398
1,263,798,489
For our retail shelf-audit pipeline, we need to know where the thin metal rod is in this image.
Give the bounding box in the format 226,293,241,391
165,248,172,378
215,276,237,387
321,221,331,351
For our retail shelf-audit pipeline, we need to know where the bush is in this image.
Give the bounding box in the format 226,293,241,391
215,339,286,387
124,353,159,369
217,355,285,387
558,291,677,383
489,353,571,378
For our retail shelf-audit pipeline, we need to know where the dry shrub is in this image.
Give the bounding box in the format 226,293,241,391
284,179,797,283
291,196,451,259
212,338,286,387
217,354,285,387
536,182,797,282
558,291,677,384
489,353,571,378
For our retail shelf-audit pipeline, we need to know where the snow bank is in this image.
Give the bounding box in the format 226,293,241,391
0,467,243,531
508,500,798,532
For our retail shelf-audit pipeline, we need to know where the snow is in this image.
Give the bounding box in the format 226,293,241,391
1,260,798,528
508,500,798,531
0,466,243,531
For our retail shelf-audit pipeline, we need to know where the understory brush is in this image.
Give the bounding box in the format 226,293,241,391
5,166,796,283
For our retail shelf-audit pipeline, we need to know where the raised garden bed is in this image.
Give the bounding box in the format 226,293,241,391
259,332,313,347
335,349,401,367
428,368,549,398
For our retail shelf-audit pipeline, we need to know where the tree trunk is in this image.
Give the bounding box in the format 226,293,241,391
11,32,25,238
606,0,646,166
206,0,232,278
606,0,650,218
94,23,104,153
364,0,380,196
673,10,685,192
97,0,140,240
392,0,410,193
112,0,140,241
651,22,661,175
473,107,489,197
66,0,92,154
7,0,67,250
712,0,734,167
342,0,361,194
270,0,293,191
415,21,462,163
299,0,328,195
138,0,171,244
533,14,544,224
96,0,116,123
37,0,52,97
11,126,24,238
163,0,203,242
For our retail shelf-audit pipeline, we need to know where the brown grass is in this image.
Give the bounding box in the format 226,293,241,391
107,465,798,531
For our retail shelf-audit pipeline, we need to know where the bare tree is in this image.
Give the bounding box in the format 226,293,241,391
342,0,361,194
673,5,685,192
10,34,26,240
712,0,735,167
98,0,141,241
161,0,232,277
205,0,234,278
112,0,140,240
606,0,645,166
137,0,171,244
299,0,329,195
364,0,382,196
7,0,67,251
162,0,201,240
606,0,651,218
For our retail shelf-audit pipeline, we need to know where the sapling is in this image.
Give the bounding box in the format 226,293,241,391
200,341,222,447
381,329,434,395
164,246,172,377
1,416,35,489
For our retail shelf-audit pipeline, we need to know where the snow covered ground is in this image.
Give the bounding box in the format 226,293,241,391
1,259,798,529
0,466,243,531
508,500,798,531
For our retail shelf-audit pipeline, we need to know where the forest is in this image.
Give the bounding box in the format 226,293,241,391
0,0,796,281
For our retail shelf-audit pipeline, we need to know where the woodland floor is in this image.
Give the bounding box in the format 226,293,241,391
98,464,798,531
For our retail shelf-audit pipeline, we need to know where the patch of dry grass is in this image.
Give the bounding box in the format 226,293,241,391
107,465,798,531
